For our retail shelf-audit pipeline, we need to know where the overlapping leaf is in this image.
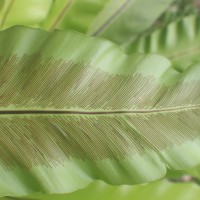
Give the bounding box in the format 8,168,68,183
0,26,200,196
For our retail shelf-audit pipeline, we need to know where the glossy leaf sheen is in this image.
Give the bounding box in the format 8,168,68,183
0,0,173,43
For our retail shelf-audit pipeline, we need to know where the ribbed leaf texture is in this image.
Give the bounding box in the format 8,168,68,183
0,27,200,196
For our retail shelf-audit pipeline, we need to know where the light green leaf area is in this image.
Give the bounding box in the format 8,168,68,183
0,0,108,33
87,0,174,44
0,0,173,43
2,180,200,200
0,0,53,29
40,0,108,32
0,26,200,196
125,15,200,72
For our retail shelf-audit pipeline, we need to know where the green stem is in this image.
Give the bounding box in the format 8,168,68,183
49,0,74,32
91,0,131,36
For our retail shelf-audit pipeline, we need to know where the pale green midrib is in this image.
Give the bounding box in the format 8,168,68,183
0,104,199,115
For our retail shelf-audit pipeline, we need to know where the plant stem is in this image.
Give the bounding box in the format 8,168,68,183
49,0,74,32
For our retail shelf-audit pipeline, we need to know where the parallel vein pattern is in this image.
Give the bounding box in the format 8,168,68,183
0,53,200,169
0,54,200,111
0,27,200,196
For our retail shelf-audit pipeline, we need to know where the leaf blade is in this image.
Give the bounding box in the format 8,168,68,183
0,26,200,196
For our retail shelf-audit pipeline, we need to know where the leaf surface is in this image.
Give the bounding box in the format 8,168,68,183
0,26,200,196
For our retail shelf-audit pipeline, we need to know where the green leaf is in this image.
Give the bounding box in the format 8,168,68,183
2,180,200,200
0,0,174,43
40,0,108,32
0,0,53,30
124,15,200,72
87,0,174,44
0,26,200,196
147,0,199,34
0,0,108,33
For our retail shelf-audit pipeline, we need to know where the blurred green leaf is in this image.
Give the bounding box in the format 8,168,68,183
124,15,200,72
0,26,200,197
150,0,200,33
87,0,174,44
0,0,174,42
2,180,200,200
40,0,108,32
167,164,200,181
0,0,53,29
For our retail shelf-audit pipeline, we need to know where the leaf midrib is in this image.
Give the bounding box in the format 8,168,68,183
0,104,199,115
